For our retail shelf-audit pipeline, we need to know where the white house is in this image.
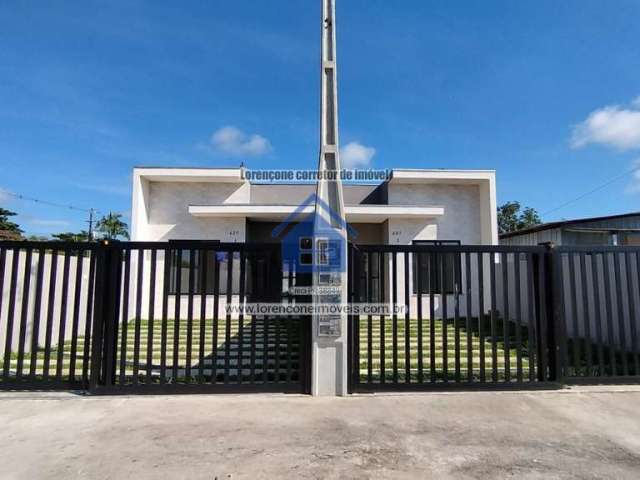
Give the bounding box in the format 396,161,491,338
131,167,498,246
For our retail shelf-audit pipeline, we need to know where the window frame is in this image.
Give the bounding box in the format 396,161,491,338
412,240,462,295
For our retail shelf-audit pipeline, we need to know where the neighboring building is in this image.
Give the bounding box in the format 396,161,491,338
131,167,498,246
0,229,21,241
500,212,640,246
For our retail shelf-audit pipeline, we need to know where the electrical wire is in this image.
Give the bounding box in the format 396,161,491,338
542,164,640,217
0,188,99,214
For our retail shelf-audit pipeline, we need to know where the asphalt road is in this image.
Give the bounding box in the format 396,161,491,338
1,387,640,479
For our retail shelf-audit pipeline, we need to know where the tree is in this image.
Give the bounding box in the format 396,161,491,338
95,212,129,240
497,201,542,234
27,235,50,241
0,207,23,236
52,230,91,242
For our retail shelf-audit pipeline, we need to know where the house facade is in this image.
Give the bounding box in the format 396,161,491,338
131,167,498,247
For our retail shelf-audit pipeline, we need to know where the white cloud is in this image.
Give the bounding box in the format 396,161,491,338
625,159,640,195
210,126,272,157
340,141,376,168
571,97,640,150
0,188,11,203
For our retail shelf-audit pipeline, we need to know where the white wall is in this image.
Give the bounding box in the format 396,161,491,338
137,180,249,242
382,182,489,317
387,183,483,244
0,250,93,356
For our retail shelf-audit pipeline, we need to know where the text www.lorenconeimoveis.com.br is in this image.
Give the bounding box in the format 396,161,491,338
224,303,406,316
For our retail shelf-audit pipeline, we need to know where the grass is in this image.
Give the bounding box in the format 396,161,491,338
356,317,535,383
0,318,301,384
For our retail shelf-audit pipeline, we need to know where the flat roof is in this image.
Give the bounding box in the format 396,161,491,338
134,167,495,185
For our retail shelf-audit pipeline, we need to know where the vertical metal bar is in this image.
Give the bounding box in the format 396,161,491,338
29,249,46,380
579,253,593,377
465,252,473,383
489,252,498,382
102,244,123,389
352,248,361,387
55,251,71,382
531,252,544,382
16,247,33,379
613,252,628,376
526,253,537,382
88,246,106,390
630,252,640,375
429,252,436,382
501,251,510,382
417,251,424,384
212,252,220,384
404,251,410,383
43,250,58,380
198,249,207,383
379,251,386,384
347,247,354,391
367,252,373,383
601,252,616,376
513,252,523,383
185,248,195,382
477,252,486,383
82,251,96,387
224,251,233,383
591,253,605,377
68,249,85,383
568,252,581,377
132,249,144,385
172,249,182,381
118,249,131,386
3,249,20,380
0,248,6,334
160,248,171,385
440,252,448,383
453,251,461,383
550,247,567,383
238,248,247,384
391,252,398,383
146,249,157,385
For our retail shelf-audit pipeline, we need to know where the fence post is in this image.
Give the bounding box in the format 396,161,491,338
537,242,564,383
89,240,123,392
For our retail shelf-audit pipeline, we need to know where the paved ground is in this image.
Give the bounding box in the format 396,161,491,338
1,387,640,479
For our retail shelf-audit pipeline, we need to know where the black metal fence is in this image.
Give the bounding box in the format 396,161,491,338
348,244,551,391
1,240,639,394
0,240,310,393
554,246,640,383
0,242,97,389
348,243,640,392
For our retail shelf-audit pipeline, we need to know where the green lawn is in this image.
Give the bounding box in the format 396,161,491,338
1,316,536,385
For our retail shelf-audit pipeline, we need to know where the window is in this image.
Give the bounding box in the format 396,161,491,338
169,249,240,295
358,251,384,302
412,240,461,295
317,239,329,265
299,237,313,266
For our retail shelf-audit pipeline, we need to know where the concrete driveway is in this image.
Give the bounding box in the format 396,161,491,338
1,387,640,479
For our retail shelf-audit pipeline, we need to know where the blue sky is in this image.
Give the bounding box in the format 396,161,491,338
1,0,639,236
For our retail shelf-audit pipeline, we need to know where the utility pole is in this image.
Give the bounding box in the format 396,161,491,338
312,0,348,396
87,208,95,241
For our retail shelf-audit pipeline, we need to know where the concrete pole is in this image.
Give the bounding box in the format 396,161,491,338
312,0,349,396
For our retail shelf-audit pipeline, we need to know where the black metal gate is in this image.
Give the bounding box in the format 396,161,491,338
347,244,553,392
0,240,311,394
